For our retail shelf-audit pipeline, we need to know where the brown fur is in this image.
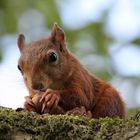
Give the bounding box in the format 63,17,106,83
17,23,126,118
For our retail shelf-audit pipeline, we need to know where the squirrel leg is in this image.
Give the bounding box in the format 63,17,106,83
91,88,126,119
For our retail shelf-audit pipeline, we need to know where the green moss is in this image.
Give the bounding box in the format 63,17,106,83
128,108,140,117
0,106,140,140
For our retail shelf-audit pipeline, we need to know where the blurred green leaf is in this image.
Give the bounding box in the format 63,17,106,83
132,38,140,46
0,49,2,62
0,0,134,80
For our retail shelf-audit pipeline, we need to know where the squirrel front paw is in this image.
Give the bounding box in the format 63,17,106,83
66,106,92,118
24,96,36,112
40,89,60,114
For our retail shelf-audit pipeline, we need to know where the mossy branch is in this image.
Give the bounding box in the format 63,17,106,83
0,106,140,140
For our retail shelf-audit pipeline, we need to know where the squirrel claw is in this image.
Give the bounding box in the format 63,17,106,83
41,103,46,113
24,96,34,106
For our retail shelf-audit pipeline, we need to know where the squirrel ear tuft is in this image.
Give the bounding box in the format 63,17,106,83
17,34,25,52
51,23,65,43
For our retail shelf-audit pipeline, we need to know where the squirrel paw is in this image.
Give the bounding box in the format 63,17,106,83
24,96,36,112
66,106,92,118
40,89,60,113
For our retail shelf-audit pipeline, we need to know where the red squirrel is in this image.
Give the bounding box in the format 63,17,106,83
17,23,126,118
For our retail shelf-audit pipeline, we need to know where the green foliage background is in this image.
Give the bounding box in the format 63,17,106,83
0,0,140,77
0,0,111,78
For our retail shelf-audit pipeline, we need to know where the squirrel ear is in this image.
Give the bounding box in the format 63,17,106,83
17,34,25,52
51,23,65,43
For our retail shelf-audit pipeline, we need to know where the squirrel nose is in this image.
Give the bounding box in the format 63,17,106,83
32,82,44,91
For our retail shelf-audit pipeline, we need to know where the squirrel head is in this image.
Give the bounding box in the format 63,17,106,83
17,23,71,93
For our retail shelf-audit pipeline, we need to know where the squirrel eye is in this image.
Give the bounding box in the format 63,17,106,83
49,52,57,63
